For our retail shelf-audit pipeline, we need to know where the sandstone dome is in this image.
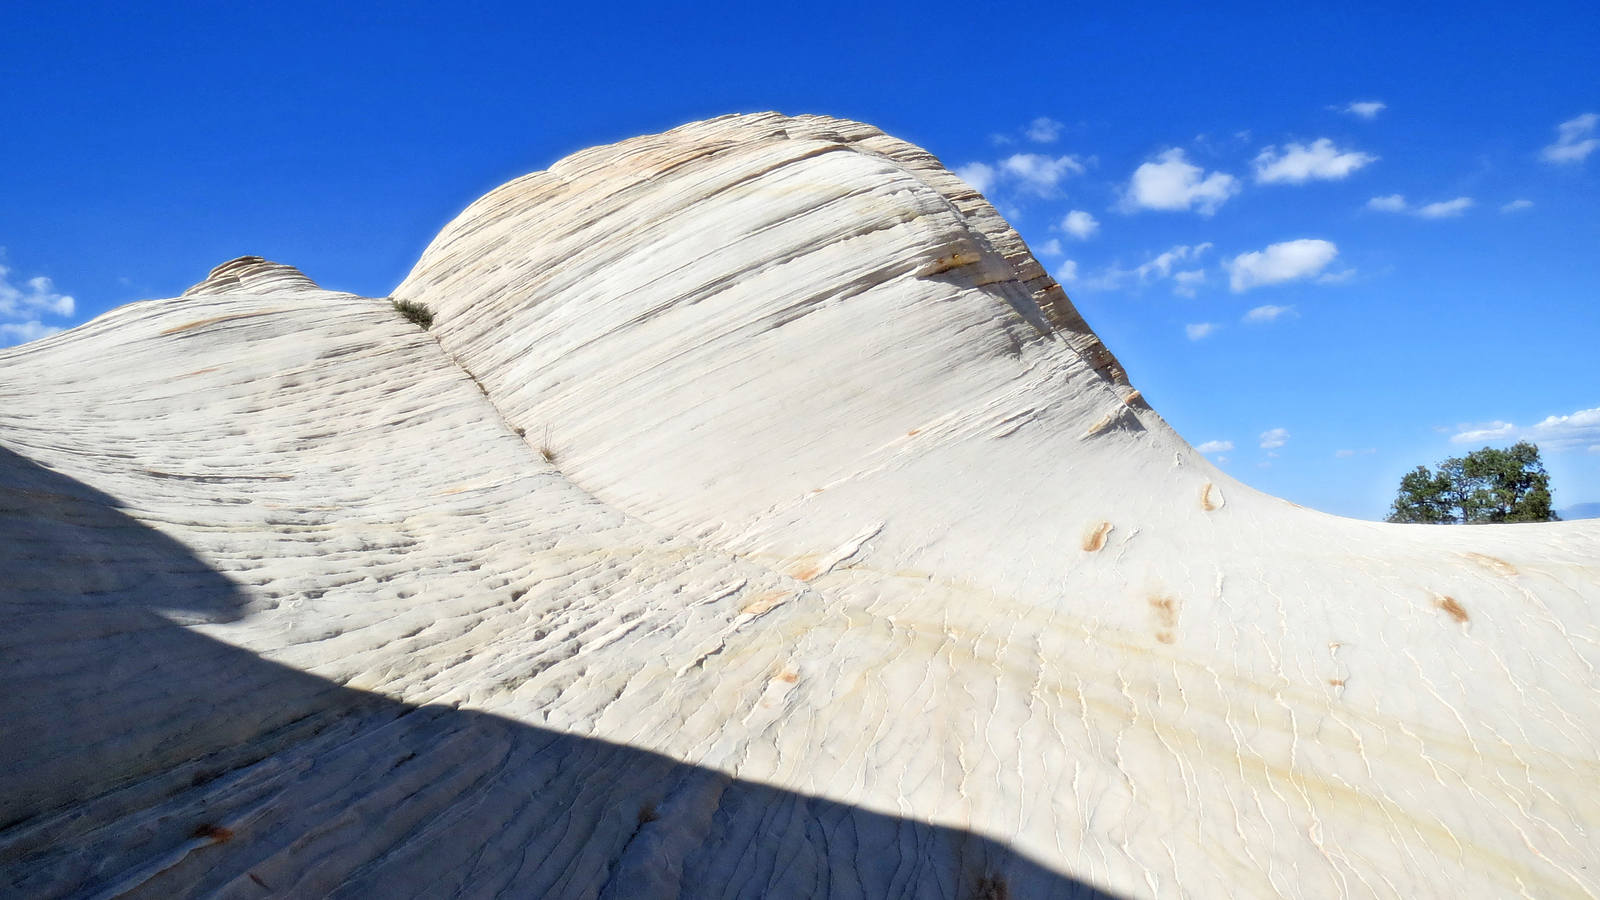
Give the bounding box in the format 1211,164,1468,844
2,113,1596,898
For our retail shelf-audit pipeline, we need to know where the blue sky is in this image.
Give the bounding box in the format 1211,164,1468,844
3,1,1595,519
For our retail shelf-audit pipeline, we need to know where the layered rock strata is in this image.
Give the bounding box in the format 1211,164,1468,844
2,113,1597,898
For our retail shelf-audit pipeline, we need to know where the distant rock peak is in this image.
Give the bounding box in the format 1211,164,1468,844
183,256,322,297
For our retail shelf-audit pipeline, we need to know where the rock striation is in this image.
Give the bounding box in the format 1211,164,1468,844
2,113,1597,898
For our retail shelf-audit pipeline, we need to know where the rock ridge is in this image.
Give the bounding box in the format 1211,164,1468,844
1,113,1597,899
184,255,326,297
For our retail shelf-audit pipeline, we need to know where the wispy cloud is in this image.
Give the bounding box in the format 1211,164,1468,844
1000,153,1086,196
1061,210,1099,240
1185,322,1218,341
1035,238,1064,257
1259,428,1290,450
1340,101,1387,119
1195,439,1233,453
1364,194,1474,218
1335,448,1377,458
0,269,74,318
1073,243,1213,294
0,321,63,343
1054,260,1079,283
1541,113,1598,164
0,252,77,347
1121,149,1239,215
1243,304,1294,323
1500,199,1534,213
1026,117,1065,143
1173,269,1206,297
956,162,998,194
1253,139,1376,184
960,152,1086,199
1225,239,1338,292
1450,406,1600,452
1138,242,1211,280
1417,197,1474,218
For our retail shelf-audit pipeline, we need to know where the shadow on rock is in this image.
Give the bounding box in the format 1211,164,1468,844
0,445,1119,898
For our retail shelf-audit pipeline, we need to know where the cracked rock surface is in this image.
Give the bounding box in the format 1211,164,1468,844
3,113,1597,898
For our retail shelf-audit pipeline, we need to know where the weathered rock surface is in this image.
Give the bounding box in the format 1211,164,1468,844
3,113,1597,898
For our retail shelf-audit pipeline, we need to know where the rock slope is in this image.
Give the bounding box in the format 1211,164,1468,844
2,113,1597,899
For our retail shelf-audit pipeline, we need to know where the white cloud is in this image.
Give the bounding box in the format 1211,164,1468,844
1138,242,1211,281
0,266,75,319
1451,406,1600,453
1225,239,1338,292
1451,421,1518,443
1000,153,1086,196
956,162,998,194
1195,439,1233,453
1335,448,1377,458
1035,238,1064,257
1185,322,1218,340
0,321,63,343
1416,197,1473,218
1259,428,1290,450
1061,209,1099,240
1500,199,1534,213
0,255,77,346
1367,194,1474,218
1342,101,1387,119
963,152,1086,199
1054,260,1079,282
1541,113,1599,164
1072,266,1133,292
1253,139,1377,184
1073,243,1212,294
1122,149,1240,215
1242,304,1293,323
1172,269,1206,297
1026,117,1065,143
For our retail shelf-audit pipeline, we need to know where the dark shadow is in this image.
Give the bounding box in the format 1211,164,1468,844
0,445,1119,898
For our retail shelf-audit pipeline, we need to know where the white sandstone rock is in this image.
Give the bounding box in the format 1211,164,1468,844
2,115,1596,899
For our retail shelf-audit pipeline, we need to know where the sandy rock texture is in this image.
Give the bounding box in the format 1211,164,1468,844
3,113,1597,898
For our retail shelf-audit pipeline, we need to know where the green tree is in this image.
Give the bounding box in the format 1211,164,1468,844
1386,441,1558,523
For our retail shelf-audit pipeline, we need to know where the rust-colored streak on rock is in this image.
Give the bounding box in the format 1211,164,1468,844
1200,482,1223,511
740,590,791,616
1465,553,1518,576
1149,592,1180,643
192,824,234,844
159,310,279,336
1435,595,1469,624
1081,521,1112,552
1149,593,1178,625
1081,410,1118,438
786,558,821,582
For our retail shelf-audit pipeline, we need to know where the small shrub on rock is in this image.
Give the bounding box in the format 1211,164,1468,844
392,299,433,330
